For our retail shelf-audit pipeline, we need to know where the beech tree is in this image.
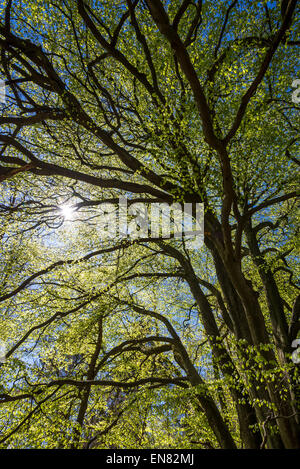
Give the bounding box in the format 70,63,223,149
0,0,299,449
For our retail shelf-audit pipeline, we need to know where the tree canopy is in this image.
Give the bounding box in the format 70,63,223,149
0,0,299,449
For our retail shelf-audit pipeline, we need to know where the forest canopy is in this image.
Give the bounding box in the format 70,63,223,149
0,0,299,449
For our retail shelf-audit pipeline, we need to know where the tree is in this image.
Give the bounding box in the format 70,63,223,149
0,0,299,449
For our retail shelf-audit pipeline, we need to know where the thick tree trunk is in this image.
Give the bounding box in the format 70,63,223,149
220,254,300,448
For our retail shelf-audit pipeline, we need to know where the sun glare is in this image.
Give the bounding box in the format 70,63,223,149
60,205,74,220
